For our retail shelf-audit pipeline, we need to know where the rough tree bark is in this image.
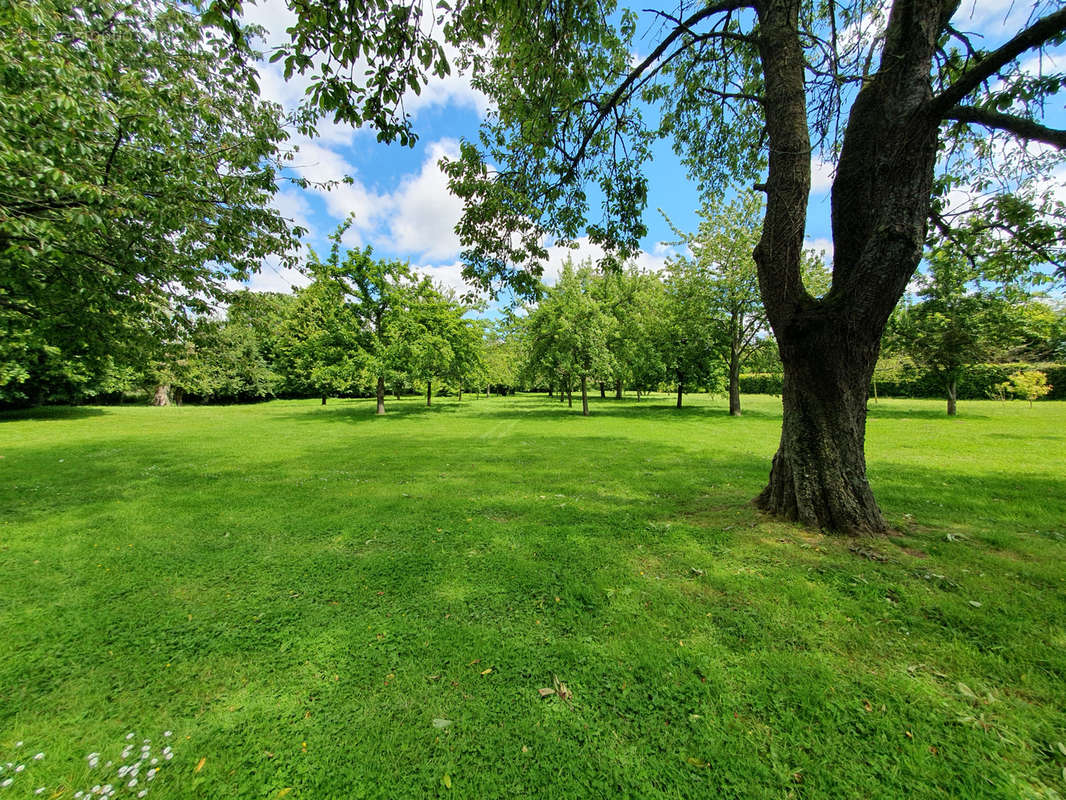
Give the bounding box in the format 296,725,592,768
615,379,622,399
752,0,947,534
426,380,432,406
376,376,386,414
151,384,171,406
946,375,958,416
675,378,683,409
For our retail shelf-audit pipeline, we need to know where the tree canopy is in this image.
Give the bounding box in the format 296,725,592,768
0,0,301,404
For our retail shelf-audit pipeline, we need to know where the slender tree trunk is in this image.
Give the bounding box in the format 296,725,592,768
582,375,590,416
548,383,553,397
636,389,641,401
599,381,605,399
152,384,171,406
427,380,432,406
567,385,572,408
458,386,463,402
676,378,683,409
728,345,742,416
321,395,327,405
946,376,957,416
376,376,386,414
615,379,623,399
560,384,565,403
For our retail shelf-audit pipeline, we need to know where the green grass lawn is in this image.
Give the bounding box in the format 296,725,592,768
1,393,1065,799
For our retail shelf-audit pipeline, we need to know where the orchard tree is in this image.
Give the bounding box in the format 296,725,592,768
888,248,1025,415
660,256,723,409
218,0,1066,534
666,192,767,415
1,0,300,405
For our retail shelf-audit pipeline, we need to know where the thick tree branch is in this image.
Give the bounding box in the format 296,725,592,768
944,105,1066,148
928,7,1066,116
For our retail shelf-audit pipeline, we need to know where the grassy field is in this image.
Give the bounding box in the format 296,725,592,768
1,393,1064,799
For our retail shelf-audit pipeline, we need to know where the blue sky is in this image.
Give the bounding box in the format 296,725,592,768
237,0,1064,302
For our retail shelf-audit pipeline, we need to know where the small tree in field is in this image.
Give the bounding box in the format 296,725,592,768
999,371,1052,407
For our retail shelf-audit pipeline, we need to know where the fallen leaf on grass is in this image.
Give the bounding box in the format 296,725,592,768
957,682,978,699
686,757,708,768
553,675,573,702
432,719,452,729
194,757,206,773
968,600,982,608
277,789,292,798
442,773,452,789
538,688,555,698
480,667,493,675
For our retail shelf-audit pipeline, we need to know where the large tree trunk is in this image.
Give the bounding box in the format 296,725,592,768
755,322,887,534
728,344,742,416
750,0,945,534
615,379,622,399
581,375,590,416
152,384,171,406
946,376,957,416
376,376,386,414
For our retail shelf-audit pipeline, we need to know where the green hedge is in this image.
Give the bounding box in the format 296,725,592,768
740,363,1064,400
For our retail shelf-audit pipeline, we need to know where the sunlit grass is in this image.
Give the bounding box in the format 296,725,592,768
1,393,1064,798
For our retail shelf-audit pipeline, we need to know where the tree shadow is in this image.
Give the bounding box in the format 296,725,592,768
865,404,986,420
0,406,111,422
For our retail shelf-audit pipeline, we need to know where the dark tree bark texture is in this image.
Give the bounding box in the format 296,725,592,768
376,376,386,414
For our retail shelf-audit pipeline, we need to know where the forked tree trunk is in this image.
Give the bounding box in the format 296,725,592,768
750,0,947,534
376,376,386,414
755,323,887,534
946,376,957,416
581,375,590,416
728,345,742,416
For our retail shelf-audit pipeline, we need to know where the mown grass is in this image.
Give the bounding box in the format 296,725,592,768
1,393,1064,799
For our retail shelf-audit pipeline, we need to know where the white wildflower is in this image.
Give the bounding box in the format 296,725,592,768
15,765,24,773
33,754,44,761
163,731,172,737
125,733,134,741
128,778,137,787
35,788,46,795
150,758,158,765
138,792,147,799
14,743,22,748
1,778,12,788
163,753,172,761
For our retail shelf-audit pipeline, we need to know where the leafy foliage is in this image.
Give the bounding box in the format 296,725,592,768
0,0,300,404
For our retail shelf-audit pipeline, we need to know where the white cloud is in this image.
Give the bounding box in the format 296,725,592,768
805,237,834,266
811,158,835,194
245,262,312,294
375,139,465,261
411,261,477,297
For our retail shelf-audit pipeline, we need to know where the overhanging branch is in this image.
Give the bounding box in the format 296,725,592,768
944,105,1066,148
928,7,1066,116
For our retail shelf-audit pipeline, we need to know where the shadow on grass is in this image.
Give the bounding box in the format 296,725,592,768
865,404,987,420
0,405,111,422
